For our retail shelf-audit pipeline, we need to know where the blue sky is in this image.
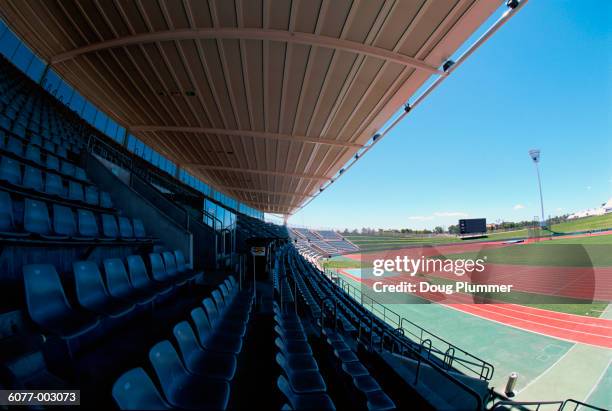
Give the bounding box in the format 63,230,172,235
289,0,612,230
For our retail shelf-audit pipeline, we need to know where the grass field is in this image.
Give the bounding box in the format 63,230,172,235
551,213,612,233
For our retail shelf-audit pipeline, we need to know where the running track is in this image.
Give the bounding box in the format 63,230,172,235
338,268,612,349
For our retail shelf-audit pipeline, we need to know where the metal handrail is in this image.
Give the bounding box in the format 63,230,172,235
561,399,608,411
491,400,564,411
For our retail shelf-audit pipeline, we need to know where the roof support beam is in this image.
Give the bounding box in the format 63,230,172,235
131,125,361,148
50,28,443,74
187,164,328,181
220,186,314,198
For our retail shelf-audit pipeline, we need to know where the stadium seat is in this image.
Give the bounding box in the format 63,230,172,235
84,186,98,205
127,255,172,297
148,253,174,285
61,161,75,177
44,141,55,153
56,146,67,158
173,321,237,381
52,204,77,237
75,167,87,181
174,249,187,272
202,297,246,337
148,340,230,410
0,191,28,236
112,368,171,410
0,156,21,185
277,375,335,411
117,217,134,239
23,264,100,337
161,251,189,285
76,209,99,239
190,308,242,355
24,198,56,237
45,172,65,197
133,218,146,238
68,181,84,202
6,136,23,156
46,154,59,171
30,134,42,146
103,258,156,306
73,261,134,318
25,144,41,164
100,191,112,208
23,166,43,192
101,214,119,240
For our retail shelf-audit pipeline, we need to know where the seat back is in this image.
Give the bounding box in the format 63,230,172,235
23,166,43,191
46,154,59,171
23,264,73,326
100,191,113,208
149,340,189,398
44,141,55,153
173,321,200,359
112,368,170,411
68,181,84,202
161,252,177,276
0,156,21,185
127,255,151,290
73,261,109,310
102,214,119,238
25,145,41,163
77,209,98,237
75,167,87,181
44,172,64,197
173,250,187,272
103,258,133,300
0,191,16,232
133,218,146,238
53,204,76,236
84,186,98,205
202,297,219,327
149,253,167,282
24,198,51,235
6,137,23,156
212,290,225,312
30,134,42,146
191,307,213,345
118,217,133,238
60,161,75,177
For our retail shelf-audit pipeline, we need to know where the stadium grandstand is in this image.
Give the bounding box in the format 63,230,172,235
1,1,606,410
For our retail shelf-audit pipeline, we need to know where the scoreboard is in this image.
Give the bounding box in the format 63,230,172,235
459,218,486,235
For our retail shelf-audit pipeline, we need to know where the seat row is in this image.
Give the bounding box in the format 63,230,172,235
23,251,198,340
0,157,112,208
112,276,254,410
1,127,75,159
0,191,131,240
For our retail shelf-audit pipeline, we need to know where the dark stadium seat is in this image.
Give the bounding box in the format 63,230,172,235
161,251,190,285
174,249,187,272
277,375,335,411
118,217,134,239
30,134,42,147
148,340,230,410
190,308,243,355
0,190,28,237
202,297,246,337
84,185,98,205
57,146,68,159
23,264,100,337
45,172,65,197
127,255,172,297
75,167,87,181
173,321,237,381
0,156,21,185
6,136,23,156
112,368,171,410
23,165,43,192
133,218,146,238
101,214,119,240
52,204,77,237
60,161,75,177
76,209,99,240
44,141,55,153
24,198,58,237
68,181,84,202
73,261,134,318
100,191,112,208
46,154,59,171
25,144,41,164
149,253,174,285
103,258,156,306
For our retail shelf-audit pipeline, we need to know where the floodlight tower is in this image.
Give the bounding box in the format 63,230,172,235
528,149,546,227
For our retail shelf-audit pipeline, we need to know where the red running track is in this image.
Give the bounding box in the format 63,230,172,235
339,269,612,348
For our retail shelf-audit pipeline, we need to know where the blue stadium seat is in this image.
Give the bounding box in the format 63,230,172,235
100,191,113,208
127,255,172,296
30,134,42,146
174,250,187,273
202,297,246,337
25,144,41,164
84,186,98,205
118,217,134,239
61,161,75,177
23,166,43,192
75,167,87,181
190,307,242,355
148,340,230,410
12,124,26,138
0,156,21,185
161,251,189,285
277,375,335,411
56,146,67,159
23,264,99,337
76,209,99,239
133,218,146,238
24,198,55,237
101,214,119,239
0,191,28,236
44,172,65,197
149,253,173,285
6,137,23,156
68,181,84,202
173,321,237,381
52,204,77,237
73,261,134,318
112,368,171,410
45,155,59,171
103,258,156,306
44,141,55,153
